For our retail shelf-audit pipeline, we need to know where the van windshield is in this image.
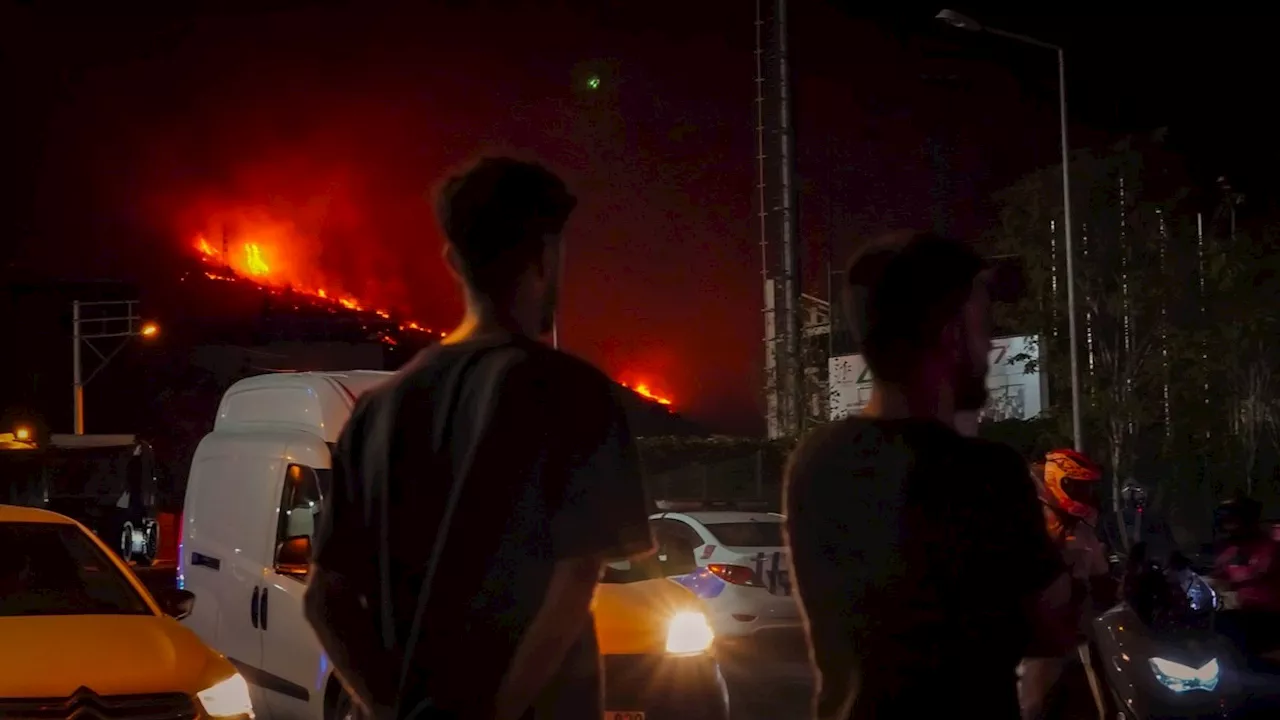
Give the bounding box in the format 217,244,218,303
0,522,151,617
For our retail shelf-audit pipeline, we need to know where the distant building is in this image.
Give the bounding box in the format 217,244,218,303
827,334,1046,423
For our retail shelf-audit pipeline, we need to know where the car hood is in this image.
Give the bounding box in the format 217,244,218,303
594,578,707,656
0,615,229,698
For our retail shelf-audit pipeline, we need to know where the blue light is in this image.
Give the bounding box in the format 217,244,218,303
317,653,330,691
672,568,726,599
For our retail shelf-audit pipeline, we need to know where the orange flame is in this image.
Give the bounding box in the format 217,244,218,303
192,233,440,336
621,381,674,406
190,232,675,409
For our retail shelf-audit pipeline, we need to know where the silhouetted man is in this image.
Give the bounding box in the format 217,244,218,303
304,158,654,720
784,231,1080,719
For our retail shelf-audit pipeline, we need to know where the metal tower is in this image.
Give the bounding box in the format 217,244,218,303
756,0,804,439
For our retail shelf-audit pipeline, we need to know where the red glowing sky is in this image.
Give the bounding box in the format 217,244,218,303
8,5,1260,432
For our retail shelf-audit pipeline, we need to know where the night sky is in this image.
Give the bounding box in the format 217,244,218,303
3,3,1274,434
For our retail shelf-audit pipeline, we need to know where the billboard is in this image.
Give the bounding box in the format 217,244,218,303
828,334,1044,422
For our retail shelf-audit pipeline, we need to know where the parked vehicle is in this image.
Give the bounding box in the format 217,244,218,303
650,504,802,644
0,503,251,719
0,434,162,566
180,370,729,720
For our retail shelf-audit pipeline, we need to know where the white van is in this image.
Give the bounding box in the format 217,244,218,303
179,370,391,720
181,370,729,720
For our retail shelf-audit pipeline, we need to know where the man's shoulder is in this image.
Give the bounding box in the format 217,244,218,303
959,436,1029,477
790,417,963,469
372,340,620,421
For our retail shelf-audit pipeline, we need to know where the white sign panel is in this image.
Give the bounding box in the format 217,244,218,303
827,334,1044,422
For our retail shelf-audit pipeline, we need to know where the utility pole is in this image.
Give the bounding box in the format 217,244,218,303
756,0,804,439
71,300,159,435
938,10,1083,452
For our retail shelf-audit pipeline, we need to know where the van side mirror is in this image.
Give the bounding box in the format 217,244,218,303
275,535,313,577
157,588,196,620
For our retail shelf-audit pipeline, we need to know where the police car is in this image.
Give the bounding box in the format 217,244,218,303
650,504,802,642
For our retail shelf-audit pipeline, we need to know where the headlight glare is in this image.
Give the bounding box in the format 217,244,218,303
665,610,714,654
1148,656,1220,693
197,673,255,718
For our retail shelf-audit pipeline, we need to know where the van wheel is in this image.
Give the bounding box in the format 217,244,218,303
137,520,159,566
120,521,136,563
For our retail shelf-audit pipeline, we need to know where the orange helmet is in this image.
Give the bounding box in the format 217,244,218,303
1043,448,1103,519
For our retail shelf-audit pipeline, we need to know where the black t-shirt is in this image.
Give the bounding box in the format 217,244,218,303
784,418,1064,720
311,334,654,719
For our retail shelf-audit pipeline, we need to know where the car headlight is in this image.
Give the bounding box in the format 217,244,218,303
197,673,255,718
1148,657,1220,693
665,610,714,654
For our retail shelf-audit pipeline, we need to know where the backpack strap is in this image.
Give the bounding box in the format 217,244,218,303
394,346,523,719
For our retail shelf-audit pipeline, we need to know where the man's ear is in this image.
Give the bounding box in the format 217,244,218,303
539,234,563,280
442,244,464,281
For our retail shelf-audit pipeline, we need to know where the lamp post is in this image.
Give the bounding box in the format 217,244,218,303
937,9,1084,452
71,300,159,435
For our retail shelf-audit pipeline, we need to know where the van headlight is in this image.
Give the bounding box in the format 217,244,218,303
197,673,255,718
666,610,714,654
1148,657,1220,693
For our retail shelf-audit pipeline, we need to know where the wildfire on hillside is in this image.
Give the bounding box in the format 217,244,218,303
620,381,673,406
189,232,676,410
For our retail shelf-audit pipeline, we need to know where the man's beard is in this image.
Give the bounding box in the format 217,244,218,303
954,361,989,412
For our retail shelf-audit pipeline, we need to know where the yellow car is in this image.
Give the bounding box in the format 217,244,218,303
592,551,731,720
0,504,254,719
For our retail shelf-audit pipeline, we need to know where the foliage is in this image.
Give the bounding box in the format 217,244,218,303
987,132,1215,539
636,434,794,476
1196,215,1280,496
988,129,1280,539
978,416,1068,460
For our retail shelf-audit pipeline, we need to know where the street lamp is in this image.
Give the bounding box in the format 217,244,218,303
14,426,32,443
71,300,160,435
937,9,1084,453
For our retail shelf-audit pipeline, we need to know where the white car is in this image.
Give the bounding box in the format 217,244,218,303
649,508,801,642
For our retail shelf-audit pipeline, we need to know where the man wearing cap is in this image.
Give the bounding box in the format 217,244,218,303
783,231,1081,719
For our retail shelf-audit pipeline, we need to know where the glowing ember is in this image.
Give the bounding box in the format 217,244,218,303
192,233,435,334
621,381,673,406
190,232,676,409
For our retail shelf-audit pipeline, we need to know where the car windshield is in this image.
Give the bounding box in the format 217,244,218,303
706,521,784,548
0,522,151,617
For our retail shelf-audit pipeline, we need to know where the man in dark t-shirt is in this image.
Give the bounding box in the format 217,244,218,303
784,232,1079,719
304,158,654,720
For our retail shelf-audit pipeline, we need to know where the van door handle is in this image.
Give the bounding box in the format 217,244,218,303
250,586,260,628
260,587,269,631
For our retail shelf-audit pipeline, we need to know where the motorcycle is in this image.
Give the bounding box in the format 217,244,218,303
1086,548,1280,719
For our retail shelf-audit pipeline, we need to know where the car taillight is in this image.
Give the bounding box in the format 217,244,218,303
707,563,763,587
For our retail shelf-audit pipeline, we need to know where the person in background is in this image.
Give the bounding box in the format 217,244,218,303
304,157,654,720
1036,450,1113,594
1214,495,1280,612
784,231,1080,720
1213,495,1280,665
1019,449,1116,720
